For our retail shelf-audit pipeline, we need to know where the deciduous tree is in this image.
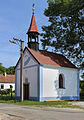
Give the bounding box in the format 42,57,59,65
41,0,84,67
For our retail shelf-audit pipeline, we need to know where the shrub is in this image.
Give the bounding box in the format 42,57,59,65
0,89,10,95
80,80,84,96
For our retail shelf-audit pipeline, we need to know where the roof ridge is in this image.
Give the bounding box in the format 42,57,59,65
39,49,64,56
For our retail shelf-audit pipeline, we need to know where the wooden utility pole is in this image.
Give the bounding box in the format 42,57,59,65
9,38,24,102
20,40,24,102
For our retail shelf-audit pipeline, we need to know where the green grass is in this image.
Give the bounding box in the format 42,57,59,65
0,94,84,109
15,100,84,109
0,98,83,109
0,99,83,110
15,100,68,107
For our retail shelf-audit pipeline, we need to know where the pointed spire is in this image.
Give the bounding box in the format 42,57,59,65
27,4,39,34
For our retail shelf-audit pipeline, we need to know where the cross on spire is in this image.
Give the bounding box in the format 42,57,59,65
32,3,35,8
32,4,35,14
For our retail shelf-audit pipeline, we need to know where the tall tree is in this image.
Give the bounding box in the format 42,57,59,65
41,0,84,67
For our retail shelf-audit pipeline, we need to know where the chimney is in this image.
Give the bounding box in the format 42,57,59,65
4,72,7,77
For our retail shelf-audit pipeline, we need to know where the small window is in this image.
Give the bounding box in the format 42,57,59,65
10,85,13,89
59,74,64,88
1,84,4,89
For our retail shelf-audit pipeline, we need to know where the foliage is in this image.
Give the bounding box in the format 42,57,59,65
0,63,15,75
0,89,15,101
81,73,84,80
0,63,6,74
41,0,84,67
80,80,84,91
80,80,84,97
0,89,10,95
6,66,15,75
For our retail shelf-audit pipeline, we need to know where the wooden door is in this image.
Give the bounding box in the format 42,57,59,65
24,84,29,100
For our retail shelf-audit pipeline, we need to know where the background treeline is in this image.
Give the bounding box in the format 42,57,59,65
0,63,15,75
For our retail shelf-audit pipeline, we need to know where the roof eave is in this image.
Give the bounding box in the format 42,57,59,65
40,64,78,70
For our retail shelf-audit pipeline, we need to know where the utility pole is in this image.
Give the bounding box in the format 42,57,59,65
9,38,24,102
20,40,24,102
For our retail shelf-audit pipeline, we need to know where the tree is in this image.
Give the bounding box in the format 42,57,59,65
0,63,6,74
41,0,84,67
0,63,15,75
81,73,84,80
6,66,15,75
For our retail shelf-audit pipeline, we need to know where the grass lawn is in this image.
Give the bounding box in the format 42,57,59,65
0,99,83,109
0,94,84,109
0,96,84,109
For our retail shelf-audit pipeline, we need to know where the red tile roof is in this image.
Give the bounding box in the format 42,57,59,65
27,47,77,69
0,74,15,83
27,13,39,34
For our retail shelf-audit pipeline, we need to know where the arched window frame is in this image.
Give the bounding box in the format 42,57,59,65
59,74,65,89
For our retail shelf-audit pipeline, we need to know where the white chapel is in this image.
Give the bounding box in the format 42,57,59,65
15,7,80,102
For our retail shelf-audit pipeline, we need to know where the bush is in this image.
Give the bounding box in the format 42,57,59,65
0,89,10,95
80,80,84,96
80,81,84,90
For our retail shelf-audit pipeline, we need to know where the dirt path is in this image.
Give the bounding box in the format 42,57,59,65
0,103,84,120
0,112,23,120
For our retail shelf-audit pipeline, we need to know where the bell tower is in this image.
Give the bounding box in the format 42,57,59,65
27,5,40,51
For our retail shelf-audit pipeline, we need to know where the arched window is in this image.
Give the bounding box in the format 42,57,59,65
59,74,64,88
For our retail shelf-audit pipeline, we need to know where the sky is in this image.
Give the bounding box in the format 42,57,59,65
0,0,48,68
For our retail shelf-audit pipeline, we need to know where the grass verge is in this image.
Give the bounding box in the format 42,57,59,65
0,99,83,109
0,95,84,109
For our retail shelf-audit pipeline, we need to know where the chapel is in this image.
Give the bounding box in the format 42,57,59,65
15,6,79,101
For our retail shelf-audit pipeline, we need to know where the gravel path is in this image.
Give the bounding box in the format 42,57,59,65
0,112,23,120
70,102,84,108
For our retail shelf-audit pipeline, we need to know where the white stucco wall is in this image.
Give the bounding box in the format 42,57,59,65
15,49,39,98
0,83,15,91
15,48,79,101
42,65,78,99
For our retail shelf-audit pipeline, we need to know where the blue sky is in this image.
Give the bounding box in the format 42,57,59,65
0,0,48,68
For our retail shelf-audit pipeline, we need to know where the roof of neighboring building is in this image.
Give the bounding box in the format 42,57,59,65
27,47,77,69
27,12,39,34
0,74,15,83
